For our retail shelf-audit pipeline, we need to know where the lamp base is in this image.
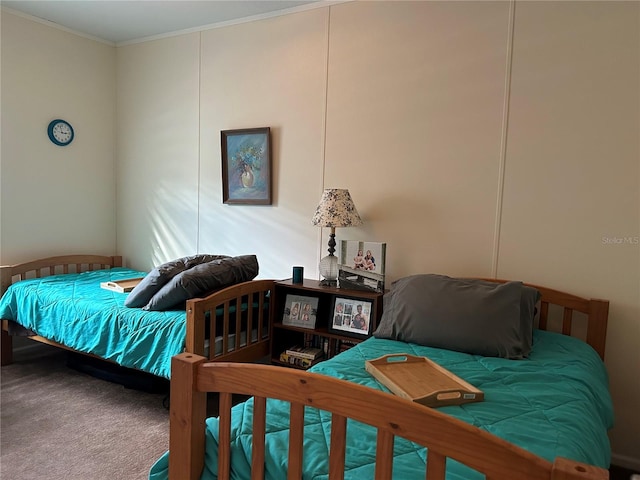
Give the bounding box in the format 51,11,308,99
319,254,338,286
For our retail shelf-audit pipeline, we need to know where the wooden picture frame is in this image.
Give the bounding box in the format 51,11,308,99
221,127,272,205
282,294,318,329
330,296,374,338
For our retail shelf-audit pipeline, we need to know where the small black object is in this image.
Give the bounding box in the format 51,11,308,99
292,266,304,284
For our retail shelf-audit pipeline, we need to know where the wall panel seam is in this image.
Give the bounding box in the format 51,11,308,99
197,31,202,253
491,0,516,278
317,6,332,269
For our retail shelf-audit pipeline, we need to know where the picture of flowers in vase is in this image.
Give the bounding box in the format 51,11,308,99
221,127,272,205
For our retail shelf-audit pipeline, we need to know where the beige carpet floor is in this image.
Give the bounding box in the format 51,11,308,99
1,344,170,480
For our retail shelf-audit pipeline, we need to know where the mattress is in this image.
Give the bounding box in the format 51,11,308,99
148,330,614,479
0,268,186,379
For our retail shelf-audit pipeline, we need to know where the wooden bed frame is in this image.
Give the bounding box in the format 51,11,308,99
167,280,610,480
0,254,274,369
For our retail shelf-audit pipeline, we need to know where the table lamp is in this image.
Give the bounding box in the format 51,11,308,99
311,189,362,286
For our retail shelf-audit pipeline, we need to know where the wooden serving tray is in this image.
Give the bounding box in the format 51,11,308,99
100,278,143,293
365,354,484,408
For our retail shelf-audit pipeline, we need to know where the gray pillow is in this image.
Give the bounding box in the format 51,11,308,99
124,254,229,308
463,278,540,356
374,274,537,359
518,284,541,354
143,255,259,311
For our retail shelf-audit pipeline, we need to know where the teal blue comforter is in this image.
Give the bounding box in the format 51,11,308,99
0,268,185,378
149,331,613,479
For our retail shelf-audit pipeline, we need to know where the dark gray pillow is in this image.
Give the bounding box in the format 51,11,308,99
462,278,540,356
374,274,536,359
124,254,229,308
143,255,259,311
518,284,541,354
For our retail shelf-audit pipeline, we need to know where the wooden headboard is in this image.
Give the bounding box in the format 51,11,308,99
0,255,122,296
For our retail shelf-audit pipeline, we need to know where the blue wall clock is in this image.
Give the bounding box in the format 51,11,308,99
47,119,74,146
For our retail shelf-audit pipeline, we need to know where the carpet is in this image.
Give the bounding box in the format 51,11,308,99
1,344,170,480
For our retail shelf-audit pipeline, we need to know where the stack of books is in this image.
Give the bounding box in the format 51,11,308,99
279,345,324,369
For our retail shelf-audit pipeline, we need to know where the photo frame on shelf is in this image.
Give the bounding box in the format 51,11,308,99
221,127,272,205
338,241,386,293
329,296,374,338
282,294,319,329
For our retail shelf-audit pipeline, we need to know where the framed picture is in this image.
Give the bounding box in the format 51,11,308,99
329,296,374,338
221,127,272,205
282,294,319,329
338,241,386,293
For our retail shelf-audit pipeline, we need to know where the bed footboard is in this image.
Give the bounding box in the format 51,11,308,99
185,279,274,363
1,255,122,366
169,354,608,480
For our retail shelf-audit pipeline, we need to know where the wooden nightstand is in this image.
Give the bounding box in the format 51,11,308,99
270,279,384,369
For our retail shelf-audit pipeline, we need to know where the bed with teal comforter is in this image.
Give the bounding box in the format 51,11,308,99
148,330,613,479
0,268,185,379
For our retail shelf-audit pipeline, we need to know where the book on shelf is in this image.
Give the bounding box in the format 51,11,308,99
285,345,323,360
337,339,358,355
279,352,323,369
303,333,315,348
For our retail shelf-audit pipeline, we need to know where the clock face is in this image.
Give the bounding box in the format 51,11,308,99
47,119,74,146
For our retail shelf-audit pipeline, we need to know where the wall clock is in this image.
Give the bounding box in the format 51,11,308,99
47,119,74,146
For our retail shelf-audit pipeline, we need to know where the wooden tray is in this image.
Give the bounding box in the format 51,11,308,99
100,278,143,293
365,354,484,408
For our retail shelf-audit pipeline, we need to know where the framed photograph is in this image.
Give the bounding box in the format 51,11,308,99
330,296,374,338
338,241,386,293
282,294,319,329
221,127,272,205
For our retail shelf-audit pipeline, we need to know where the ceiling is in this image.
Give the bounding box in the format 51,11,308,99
2,0,324,45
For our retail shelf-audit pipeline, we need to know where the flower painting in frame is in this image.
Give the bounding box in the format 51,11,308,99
221,127,272,205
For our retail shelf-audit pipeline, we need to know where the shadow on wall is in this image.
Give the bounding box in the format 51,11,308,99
146,181,199,269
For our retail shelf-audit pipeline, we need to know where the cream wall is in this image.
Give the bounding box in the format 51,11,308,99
0,12,116,263
116,1,639,466
499,3,640,467
323,2,638,466
324,1,512,277
196,9,328,277
116,33,201,268
1,0,638,469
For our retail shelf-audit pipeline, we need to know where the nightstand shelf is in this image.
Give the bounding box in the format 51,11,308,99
270,279,384,368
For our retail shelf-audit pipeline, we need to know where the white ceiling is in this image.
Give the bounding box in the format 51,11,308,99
1,0,324,45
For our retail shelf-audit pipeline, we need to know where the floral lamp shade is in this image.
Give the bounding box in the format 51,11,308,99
311,189,362,228
312,189,362,285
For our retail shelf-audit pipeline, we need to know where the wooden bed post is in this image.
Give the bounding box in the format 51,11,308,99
586,299,609,361
551,457,608,480
1,323,12,366
169,353,207,480
1,265,14,365
185,299,206,357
